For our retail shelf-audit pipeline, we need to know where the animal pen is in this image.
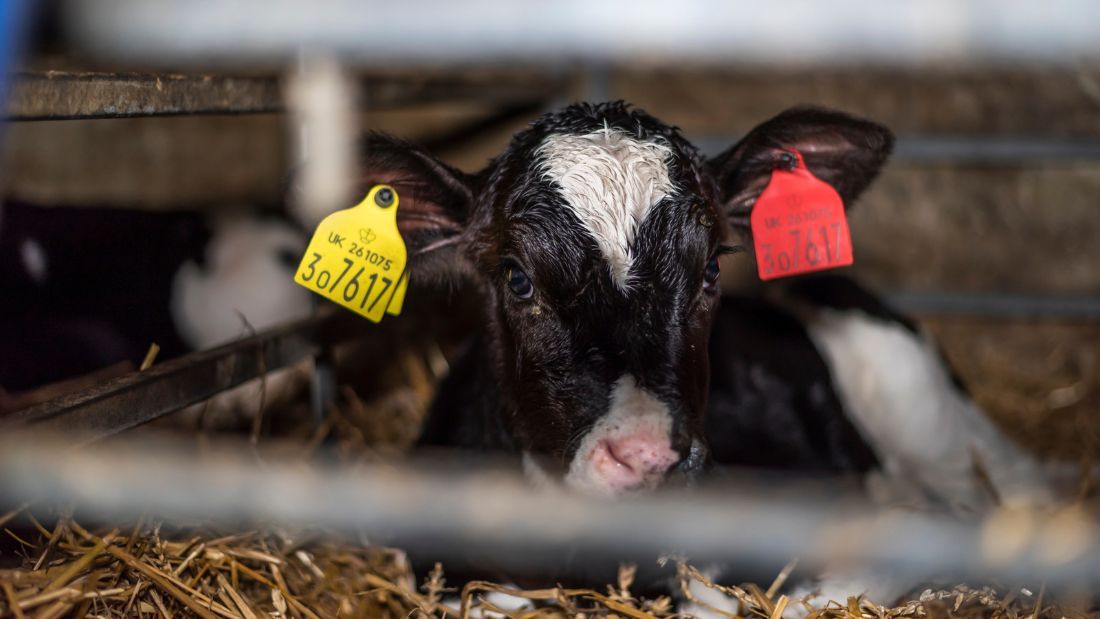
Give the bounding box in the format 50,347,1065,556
1,1,1100,617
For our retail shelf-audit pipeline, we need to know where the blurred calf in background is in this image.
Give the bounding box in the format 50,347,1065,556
0,200,311,414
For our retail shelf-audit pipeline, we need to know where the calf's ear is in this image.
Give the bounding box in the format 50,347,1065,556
356,133,478,285
705,106,894,239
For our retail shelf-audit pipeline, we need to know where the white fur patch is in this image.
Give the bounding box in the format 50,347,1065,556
442,588,533,619
675,567,906,619
784,570,910,617
678,566,741,619
171,216,313,350
564,375,673,497
20,238,48,284
537,128,675,289
806,309,1052,512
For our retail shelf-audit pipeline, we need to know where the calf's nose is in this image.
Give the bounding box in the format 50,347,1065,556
591,433,680,494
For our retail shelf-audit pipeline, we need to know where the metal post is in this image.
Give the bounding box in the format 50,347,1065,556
286,52,357,424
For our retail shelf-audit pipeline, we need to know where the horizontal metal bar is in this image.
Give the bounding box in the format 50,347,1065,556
4,71,282,120
420,98,548,154
61,0,1100,68
3,70,568,120
895,137,1100,163
886,291,1100,319
0,311,368,443
360,70,570,110
0,438,1095,586
695,135,1100,164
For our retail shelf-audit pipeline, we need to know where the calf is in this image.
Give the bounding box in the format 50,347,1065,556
0,200,311,411
360,102,1048,511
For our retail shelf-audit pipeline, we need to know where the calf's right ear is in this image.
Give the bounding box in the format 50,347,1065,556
356,133,478,285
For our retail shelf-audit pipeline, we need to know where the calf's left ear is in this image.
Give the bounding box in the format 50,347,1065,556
705,106,894,237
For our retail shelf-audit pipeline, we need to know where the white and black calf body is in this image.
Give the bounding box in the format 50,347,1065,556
714,275,1050,510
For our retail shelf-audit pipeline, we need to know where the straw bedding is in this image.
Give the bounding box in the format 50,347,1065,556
2,509,1089,619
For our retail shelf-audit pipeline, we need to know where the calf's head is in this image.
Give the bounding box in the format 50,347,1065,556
360,102,892,496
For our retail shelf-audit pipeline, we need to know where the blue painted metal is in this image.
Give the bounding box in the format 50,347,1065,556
0,0,31,129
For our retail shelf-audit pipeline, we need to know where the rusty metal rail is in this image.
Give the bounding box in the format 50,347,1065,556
5,71,282,120
0,310,371,443
4,69,568,120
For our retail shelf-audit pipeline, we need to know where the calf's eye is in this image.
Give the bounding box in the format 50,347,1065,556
703,256,720,290
505,266,534,299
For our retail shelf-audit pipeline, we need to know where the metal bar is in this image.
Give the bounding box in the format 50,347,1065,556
0,311,368,443
421,98,548,154
694,135,1100,164
360,69,571,109
0,1,32,115
60,0,1100,68
887,290,1100,319
288,54,356,422
582,64,612,104
0,438,1095,585
3,69,570,121
895,137,1100,163
4,71,282,120
12,73,1099,165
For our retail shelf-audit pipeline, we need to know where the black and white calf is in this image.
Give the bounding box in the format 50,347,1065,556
358,102,1049,512
0,200,311,405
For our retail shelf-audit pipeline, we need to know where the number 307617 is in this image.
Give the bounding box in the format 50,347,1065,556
759,224,845,276
300,252,396,311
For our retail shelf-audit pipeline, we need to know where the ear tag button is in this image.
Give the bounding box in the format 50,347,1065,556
294,184,408,322
750,150,853,280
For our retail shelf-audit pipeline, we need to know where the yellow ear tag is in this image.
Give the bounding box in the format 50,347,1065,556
294,185,408,322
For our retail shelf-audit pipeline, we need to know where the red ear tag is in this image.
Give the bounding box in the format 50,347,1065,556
750,150,853,280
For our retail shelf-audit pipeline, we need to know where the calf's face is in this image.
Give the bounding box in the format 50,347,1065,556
360,103,892,496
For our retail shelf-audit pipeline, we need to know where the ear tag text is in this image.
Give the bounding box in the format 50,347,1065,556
294,185,408,322
750,150,853,280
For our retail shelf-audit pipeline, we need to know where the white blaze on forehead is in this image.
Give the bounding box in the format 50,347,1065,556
537,128,676,289
564,374,674,497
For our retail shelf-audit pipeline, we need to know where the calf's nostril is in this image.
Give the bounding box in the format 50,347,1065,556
603,440,635,472
603,435,679,477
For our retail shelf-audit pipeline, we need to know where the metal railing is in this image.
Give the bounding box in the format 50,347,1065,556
0,437,1095,587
